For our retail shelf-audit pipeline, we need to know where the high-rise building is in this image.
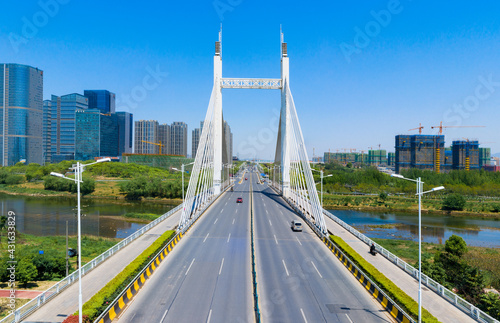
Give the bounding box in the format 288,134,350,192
84,90,115,114
116,112,133,156
159,124,171,155
47,93,89,162
42,100,52,164
368,150,387,166
170,122,188,156
0,64,44,166
192,127,201,158
134,120,159,154
395,135,445,173
479,147,491,167
75,109,119,160
452,140,479,171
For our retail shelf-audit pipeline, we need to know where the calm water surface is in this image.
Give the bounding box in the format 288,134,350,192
329,209,500,248
0,194,177,239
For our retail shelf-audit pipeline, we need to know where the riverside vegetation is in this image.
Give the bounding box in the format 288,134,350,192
374,235,500,319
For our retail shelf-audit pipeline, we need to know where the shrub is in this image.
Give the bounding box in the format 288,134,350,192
491,204,500,213
62,315,92,323
442,194,466,211
17,258,38,286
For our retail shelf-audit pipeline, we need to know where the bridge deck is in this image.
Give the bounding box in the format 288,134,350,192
323,216,475,322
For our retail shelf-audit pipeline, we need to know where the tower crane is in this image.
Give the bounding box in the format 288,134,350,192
141,140,166,155
408,123,424,134
430,121,485,135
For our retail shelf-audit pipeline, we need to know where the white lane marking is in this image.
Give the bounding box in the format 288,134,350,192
185,258,195,276
219,258,224,275
265,209,268,214
280,210,283,215
282,259,289,276
207,309,212,323
300,308,308,323
269,219,272,226
214,218,218,224
295,237,302,246
203,233,210,243
225,201,228,206
221,208,224,213
227,233,231,243
311,261,323,278
274,234,278,245
159,308,168,323
235,208,238,213
232,218,235,224
345,314,354,323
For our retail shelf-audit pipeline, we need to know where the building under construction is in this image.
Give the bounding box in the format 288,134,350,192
395,135,445,173
323,150,389,166
479,147,491,167
452,140,479,171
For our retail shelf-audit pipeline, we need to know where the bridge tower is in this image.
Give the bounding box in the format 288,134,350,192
179,28,327,234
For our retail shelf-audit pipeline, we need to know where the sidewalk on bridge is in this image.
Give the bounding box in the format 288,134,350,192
24,209,182,323
324,215,475,323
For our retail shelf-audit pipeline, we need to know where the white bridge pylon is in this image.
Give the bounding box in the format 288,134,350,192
179,29,327,234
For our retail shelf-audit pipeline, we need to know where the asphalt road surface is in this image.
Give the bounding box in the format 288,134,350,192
117,173,253,322
253,174,392,323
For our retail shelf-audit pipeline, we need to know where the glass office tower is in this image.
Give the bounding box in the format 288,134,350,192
84,90,116,114
0,64,43,166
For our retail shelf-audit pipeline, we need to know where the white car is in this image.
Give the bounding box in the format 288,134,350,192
291,220,302,232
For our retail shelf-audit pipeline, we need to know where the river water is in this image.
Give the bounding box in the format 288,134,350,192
329,209,500,248
0,194,177,239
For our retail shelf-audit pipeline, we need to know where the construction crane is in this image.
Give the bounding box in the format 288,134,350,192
408,123,424,134
141,140,166,154
430,121,485,135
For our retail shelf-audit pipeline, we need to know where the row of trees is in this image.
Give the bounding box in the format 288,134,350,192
43,176,96,195
422,235,500,319
119,176,184,200
0,251,67,286
317,163,500,197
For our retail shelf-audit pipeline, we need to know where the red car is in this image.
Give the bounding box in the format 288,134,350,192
236,197,243,203
245,177,248,180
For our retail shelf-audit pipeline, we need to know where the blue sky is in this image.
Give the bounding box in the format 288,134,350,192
1,1,500,159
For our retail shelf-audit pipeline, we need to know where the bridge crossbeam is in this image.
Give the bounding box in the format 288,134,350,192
221,78,282,89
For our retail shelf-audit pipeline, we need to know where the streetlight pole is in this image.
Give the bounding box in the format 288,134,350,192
391,174,444,323
50,157,110,323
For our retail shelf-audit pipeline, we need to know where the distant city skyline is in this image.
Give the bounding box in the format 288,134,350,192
2,1,499,159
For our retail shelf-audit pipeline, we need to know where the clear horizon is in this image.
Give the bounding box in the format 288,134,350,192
2,1,499,159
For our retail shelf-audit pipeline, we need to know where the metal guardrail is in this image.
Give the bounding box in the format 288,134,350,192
0,204,183,323
249,175,261,322
322,209,500,323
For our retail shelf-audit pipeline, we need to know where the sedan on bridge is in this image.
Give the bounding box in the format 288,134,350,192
236,197,243,203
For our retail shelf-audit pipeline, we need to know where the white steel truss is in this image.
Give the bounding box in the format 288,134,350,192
179,28,327,234
221,78,282,89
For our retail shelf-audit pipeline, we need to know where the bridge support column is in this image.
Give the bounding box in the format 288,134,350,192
213,41,223,195
280,42,291,198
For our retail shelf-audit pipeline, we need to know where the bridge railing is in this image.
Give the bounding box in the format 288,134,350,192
322,209,499,323
0,204,183,323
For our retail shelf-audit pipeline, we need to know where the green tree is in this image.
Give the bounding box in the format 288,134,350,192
479,292,500,319
445,234,468,257
457,266,485,304
442,194,467,211
379,192,388,201
17,258,38,286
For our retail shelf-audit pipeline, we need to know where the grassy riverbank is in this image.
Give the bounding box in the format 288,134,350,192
323,193,500,218
372,238,500,290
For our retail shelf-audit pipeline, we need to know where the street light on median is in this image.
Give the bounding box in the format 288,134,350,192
51,157,110,323
391,173,444,323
